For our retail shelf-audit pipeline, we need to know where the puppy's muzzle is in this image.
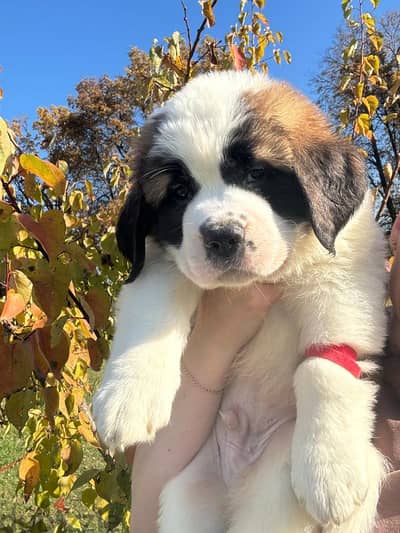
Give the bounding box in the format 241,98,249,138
200,221,245,267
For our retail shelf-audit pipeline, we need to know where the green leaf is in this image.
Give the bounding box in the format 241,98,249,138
20,154,66,196
72,468,100,491
5,389,36,430
0,200,14,222
0,213,20,250
81,487,97,508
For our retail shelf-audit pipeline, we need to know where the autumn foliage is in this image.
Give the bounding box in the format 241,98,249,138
0,0,398,531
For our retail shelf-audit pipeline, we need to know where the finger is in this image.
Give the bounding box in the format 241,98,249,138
389,213,400,255
390,247,400,319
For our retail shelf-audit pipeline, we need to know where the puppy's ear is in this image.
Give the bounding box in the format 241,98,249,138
295,141,367,253
116,183,154,282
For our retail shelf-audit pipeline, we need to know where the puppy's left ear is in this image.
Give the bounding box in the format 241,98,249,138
116,183,154,283
295,140,367,253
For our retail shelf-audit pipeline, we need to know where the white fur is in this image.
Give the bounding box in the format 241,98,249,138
93,71,388,532
93,247,201,452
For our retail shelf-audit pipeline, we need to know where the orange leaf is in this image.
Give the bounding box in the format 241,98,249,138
30,302,48,331
0,289,26,320
38,326,70,375
84,287,111,329
18,211,66,262
230,45,246,71
19,452,40,501
0,339,33,397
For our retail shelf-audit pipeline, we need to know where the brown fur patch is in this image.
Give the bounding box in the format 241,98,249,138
128,113,171,206
244,82,333,161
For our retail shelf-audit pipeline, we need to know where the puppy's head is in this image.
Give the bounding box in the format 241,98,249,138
117,71,367,288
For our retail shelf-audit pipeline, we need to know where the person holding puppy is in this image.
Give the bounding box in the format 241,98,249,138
129,214,400,533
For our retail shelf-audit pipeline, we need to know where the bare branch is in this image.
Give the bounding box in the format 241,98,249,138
185,0,219,83
180,1,192,52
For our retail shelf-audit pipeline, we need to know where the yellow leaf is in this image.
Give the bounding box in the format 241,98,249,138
339,108,349,126
19,452,40,500
382,112,398,123
383,162,393,181
362,12,375,29
61,440,83,475
0,117,15,176
362,94,379,116
283,50,292,64
356,81,364,99
20,154,66,196
355,113,371,137
200,0,216,27
254,11,269,26
369,34,383,51
255,37,267,62
273,49,281,65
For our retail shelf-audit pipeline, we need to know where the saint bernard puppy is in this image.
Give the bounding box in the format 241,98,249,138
93,71,388,532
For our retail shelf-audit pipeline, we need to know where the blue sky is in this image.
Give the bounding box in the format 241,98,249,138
0,0,397,124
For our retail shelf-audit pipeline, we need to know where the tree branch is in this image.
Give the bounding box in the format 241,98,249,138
376,154,400,220
370,134,397,221
184,0,219,83
180,1,192,52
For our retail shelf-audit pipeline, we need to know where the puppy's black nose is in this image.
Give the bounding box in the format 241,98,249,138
200,223,244,263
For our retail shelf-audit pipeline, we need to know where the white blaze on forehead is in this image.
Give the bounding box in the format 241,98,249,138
149,71,271,186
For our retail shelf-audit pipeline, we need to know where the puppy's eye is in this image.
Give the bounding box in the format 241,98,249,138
171,183,190,200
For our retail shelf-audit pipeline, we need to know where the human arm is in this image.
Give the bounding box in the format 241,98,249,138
130,284,282,533
388,213,400,354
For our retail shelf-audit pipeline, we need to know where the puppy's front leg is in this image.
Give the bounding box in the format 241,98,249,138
93,258,200,453
291,356,385,530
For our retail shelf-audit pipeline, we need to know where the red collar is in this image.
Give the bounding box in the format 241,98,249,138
304,344,361,378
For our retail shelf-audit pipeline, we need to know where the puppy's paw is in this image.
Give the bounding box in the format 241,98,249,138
291,439,369,526
92,372,177,453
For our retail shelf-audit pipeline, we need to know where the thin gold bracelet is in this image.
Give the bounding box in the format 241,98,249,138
181,361,225,394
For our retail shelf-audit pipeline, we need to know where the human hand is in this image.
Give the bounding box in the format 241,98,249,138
389,214,400,319
191,283,282,357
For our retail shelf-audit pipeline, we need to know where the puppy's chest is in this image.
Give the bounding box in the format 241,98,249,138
214,301,301,486
226,299,301,407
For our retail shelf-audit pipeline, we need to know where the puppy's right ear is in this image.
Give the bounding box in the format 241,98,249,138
116,183,154,282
